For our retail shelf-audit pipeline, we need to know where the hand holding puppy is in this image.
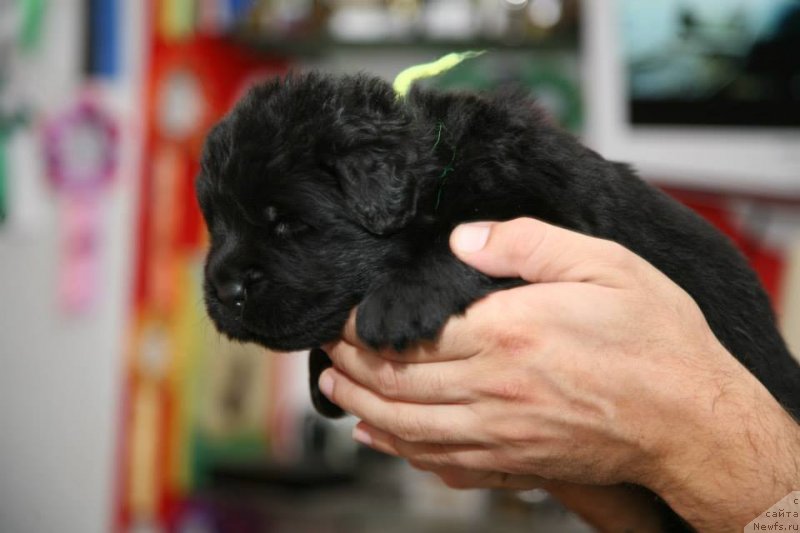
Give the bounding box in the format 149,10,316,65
321,218,800,531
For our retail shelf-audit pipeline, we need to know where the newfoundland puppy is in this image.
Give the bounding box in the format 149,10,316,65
196,72,799,528
197,71,798,413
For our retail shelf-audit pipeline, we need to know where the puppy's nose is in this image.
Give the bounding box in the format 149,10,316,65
217,280,246,309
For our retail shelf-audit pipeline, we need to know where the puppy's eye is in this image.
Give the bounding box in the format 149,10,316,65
263,206,309,237
274,219,311,237
263,206,279,224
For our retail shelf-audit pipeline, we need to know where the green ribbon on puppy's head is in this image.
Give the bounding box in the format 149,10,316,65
393,50,485,98
392,51,485,212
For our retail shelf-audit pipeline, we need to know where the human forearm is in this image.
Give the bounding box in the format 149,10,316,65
649,355,800,531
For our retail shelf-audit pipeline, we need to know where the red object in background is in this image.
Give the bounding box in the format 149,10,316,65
663,187,785,309
113,22,288,533
133,36,287,311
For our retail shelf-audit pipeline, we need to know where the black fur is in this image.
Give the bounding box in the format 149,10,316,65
197,72,800,529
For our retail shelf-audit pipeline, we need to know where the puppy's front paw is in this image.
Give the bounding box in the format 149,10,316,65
356,282,461,351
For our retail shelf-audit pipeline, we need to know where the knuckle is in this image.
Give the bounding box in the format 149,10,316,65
392,412,427,443
328,376,348,406
498,379,528,402
479,374,529,402
604,241,636,269
422,446,463,469
327,346,347,372
510,217,540,235
385,431,404,453
508,220,546,264
375,362,402,398
487,327,535,359
486,420,527,447
421,368,445,397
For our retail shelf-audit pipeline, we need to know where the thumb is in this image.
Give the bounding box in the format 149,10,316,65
449,218,637,285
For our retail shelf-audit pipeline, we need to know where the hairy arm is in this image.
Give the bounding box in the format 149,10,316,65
648,353,800,531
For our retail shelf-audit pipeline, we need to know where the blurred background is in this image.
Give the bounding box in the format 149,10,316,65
0,1,798,532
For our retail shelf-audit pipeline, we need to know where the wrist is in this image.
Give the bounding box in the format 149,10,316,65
646,348,800,531
544,482,665,533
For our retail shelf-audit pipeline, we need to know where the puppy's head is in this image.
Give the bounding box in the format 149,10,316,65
196,73,438,350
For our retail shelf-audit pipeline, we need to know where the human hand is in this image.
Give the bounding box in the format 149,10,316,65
320,218,800,530
321,218,726,484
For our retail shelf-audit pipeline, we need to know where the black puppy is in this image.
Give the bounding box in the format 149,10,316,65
196,72,799,528
197,71,798,414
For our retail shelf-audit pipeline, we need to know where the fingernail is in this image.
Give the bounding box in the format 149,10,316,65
318,370,335,398
352,426,373,446
452,224,490,253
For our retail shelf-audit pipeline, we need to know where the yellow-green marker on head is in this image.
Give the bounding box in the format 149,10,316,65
392,50,486,98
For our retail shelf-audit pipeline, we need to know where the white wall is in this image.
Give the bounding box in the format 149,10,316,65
0,3,144,532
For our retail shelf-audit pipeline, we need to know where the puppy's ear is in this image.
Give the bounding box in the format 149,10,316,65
331,146,419,235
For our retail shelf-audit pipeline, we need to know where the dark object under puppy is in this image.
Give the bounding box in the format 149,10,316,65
196,73,800,529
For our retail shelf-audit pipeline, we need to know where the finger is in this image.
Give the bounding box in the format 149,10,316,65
319,369,479,445
408,462,547,491
326,340,475,403
352,422,498,471
450,218,644,287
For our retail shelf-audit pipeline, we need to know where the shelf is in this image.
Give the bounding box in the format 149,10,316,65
234,33,579,57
